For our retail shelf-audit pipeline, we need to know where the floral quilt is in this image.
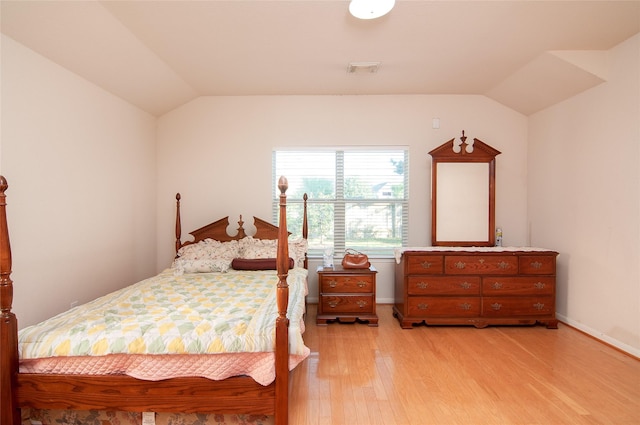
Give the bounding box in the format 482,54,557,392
19,268,309,359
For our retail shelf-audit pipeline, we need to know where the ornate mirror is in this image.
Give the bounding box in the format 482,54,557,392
429,131,501,246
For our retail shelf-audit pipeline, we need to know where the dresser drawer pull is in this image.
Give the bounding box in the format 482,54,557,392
416,281,429,289
530,261,543,269
491,303,502,311
492,282,503,289
417,303,429,310
328,280,337,288
533,281,546,289
357,281,367,288
420,261,433,269
328,301,338,308
455,261,466,269
459,303,472,311
356,300,368,309
533,302,545,310
498,261,510,269
460,281,472,290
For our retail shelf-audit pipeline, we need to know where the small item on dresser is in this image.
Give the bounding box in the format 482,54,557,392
342,248,371,269
323,247,334,268
495,228,503,247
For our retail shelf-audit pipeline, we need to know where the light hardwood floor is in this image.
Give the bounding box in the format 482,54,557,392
289,304,640,425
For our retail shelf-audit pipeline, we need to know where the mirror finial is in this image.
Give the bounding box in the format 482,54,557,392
453,130,474,154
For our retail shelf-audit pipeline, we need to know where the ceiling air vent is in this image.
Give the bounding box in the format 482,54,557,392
347,61,381,74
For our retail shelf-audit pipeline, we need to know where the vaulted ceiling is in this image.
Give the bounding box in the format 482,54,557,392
2,0,638,116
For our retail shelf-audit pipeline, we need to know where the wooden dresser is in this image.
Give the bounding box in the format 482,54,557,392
316,265,378,326
393,249,558,329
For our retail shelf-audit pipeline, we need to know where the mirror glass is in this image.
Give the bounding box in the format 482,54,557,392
436,163,489,242
430,133,500,246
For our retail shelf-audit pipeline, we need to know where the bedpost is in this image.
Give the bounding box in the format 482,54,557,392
175,193,182,253
274,176,290,425
302,193,308,269
302,193,308,240
0,176,19,425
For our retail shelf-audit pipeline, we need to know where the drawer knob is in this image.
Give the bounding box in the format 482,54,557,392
492,282,503,290
533,302,545,310
455,261,466,269
491,303,502,311
530,261,543,269
328,301,338,308
357,281,367,288
416,281,429,289
328,280,337,288
498,261,510,269
459,303,472,311
420,261,433,269
417,303,429,310
534,281,546,289
460,281,472,289
356,300,368,308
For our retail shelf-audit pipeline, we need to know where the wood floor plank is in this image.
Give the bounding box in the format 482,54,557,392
288,304,640,425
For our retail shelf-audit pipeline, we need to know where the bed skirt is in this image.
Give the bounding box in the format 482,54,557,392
22,408,274,425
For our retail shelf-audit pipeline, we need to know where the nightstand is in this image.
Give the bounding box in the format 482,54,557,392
316,265,378,326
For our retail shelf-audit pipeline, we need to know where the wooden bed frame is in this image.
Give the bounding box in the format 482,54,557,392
0,175,308,425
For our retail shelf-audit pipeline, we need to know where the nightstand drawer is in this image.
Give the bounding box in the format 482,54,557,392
321,274,374,293
321,295,375,314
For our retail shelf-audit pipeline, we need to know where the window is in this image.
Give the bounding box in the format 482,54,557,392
273,148,409,257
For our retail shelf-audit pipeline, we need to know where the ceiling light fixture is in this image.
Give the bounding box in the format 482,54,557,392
349,0,395,20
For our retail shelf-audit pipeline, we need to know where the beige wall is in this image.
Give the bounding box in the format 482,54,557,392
528,34,640,356
156,95,529,305
0,35,158,327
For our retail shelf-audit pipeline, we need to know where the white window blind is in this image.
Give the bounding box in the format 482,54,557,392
273,148,409,257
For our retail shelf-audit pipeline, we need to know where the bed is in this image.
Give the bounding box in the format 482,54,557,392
0,175,308,425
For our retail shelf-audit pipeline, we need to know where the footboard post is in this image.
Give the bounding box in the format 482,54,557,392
0,176,20,425
274,176,290,425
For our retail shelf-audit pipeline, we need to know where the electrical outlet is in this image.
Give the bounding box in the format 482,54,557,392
142,412,156,425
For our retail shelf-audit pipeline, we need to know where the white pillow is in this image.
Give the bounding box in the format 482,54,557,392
173,258,232,275
173,239,240,273
239,237,307,268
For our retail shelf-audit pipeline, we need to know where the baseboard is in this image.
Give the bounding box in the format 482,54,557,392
556,313,640,359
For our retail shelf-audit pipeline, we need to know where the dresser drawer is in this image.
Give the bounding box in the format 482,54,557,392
483,296,554,316
445,255,518,274
405,254,444,274
321,295,374,314
321,274,374,293
519,255,556,275
482,277,555,296
408,276,480,295
408,297,480,317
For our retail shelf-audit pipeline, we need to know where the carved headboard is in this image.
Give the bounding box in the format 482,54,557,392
174,193,302,252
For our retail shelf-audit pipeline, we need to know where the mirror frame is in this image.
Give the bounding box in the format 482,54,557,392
429,133,501,246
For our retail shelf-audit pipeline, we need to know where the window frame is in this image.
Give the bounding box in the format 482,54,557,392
272,147,409,258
